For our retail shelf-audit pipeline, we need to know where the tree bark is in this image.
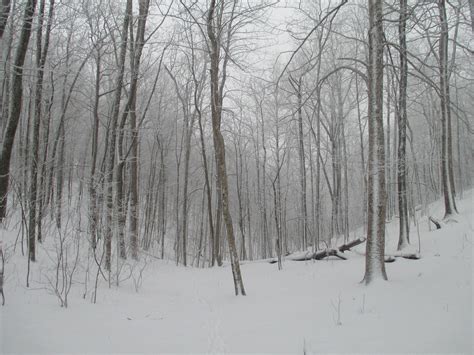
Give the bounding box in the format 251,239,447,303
355,74,367,234
104,0,132,271
196,83,215,266
88,37,103,250
207,0,245,295
0,0,37,221
397,0,410,251
438,0,457,220
363,0,388,284
0,0,11,40
290,76,308,250
129,0,151,261
28,0,54,248
469,0,474,32
259,98,269,259
37,70,54,242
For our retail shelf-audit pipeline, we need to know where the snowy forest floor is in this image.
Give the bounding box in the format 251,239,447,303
1,192,473,354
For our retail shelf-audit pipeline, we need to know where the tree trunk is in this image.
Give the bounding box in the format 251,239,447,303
158,144,167,259
260,102,269,259
207,0,245,295
294,77,308,250
363,0,388,284
437,0,457,219
29,0,54,247
180,110,195,266
235,140,247,260
28,0,45,260
196,90,215,266
245,157,253,260
104,0,132,271
469,0,474,32
55,113,65,229
0,0,37,221
1,12,14,136
88,40,102,250
0,0,11,39
37,70,54,242
397,0,410,251
129,0,150,261
342,120,350,244
55,32,72,230
355,74,367,234
386,65,392,220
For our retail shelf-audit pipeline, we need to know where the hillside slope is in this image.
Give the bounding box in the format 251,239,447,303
1,192,472,354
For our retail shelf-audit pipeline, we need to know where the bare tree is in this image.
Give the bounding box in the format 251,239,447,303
289,75,308,251
206,0,246,295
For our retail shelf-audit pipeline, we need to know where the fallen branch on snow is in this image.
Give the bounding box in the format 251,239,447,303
355,250,420,261
429,216,442,230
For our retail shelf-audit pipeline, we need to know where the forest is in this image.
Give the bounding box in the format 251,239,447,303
0,0,473,353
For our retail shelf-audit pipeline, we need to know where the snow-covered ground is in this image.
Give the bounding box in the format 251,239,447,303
1,192,472,354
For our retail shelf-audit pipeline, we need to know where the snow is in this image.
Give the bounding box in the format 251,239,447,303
1,192,472,354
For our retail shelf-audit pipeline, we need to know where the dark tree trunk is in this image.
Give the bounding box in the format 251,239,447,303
0,0,38,221
0,0,11,40
28,0,54,250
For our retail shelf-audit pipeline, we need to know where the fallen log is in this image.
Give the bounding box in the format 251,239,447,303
268,234,421,264
314,249,347,260
269,248,348,262
355,251,420,261
269,251,312,263
269,237,366,263
338,237,366,252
